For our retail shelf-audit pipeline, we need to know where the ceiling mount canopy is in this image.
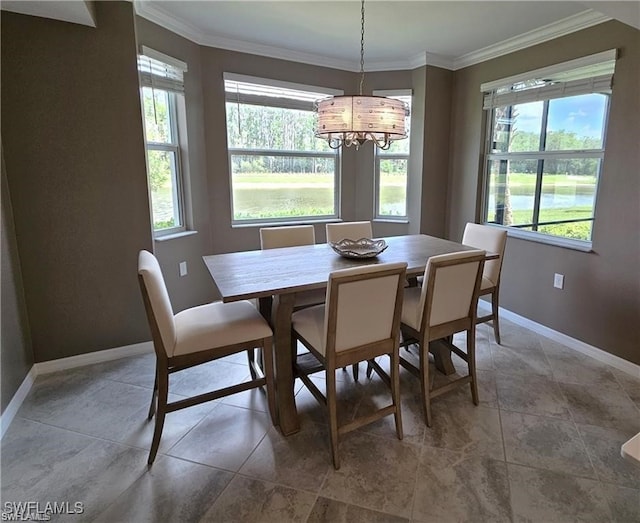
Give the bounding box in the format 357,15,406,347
315,0,409,150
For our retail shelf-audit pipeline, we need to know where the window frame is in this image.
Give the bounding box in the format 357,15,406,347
373,89,412,221
224,73,342,226
480,51,615,248
138,49,189,238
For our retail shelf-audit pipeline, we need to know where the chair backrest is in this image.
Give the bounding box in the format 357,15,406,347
417,250,485,333
462,223,507,287
326,221,373,243
323,262,407,356
138,250,176,357
260,225,315,249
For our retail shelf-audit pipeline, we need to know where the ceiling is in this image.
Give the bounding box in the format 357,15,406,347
132,0,640,70
1,0,97,27
2,1,639,71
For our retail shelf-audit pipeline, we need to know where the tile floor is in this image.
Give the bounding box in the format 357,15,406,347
2,319,639,522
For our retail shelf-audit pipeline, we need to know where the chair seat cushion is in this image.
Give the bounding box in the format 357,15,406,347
401,286,422,330
291,304,326,356
173,300,272,357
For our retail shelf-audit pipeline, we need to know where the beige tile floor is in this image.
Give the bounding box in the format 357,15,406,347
2,318,639,522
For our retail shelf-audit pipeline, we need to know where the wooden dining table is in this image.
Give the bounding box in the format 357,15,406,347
203,233,492,435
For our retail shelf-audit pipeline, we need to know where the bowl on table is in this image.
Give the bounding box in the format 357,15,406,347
329,238,388,259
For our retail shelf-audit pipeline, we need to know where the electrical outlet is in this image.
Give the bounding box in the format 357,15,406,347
553,273,564,289
179,261,188,277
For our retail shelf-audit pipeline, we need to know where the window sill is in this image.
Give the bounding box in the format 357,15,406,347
154,230,198,242
373,218,409,224
232,218,341,229
504,227,593,252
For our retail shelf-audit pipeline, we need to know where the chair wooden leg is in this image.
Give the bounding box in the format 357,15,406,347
419,342,432,427
352,363,359,381
365,359,374,379
326,369,340,469
148,366,168,466
148,363,158,420
391,351,403,440
247,348,258,379
468,328,479,405
261,339,277,426
491,289,501,345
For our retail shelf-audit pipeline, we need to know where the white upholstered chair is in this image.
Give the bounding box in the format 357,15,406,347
259,225,325,312
462,223,507,344
325,221,375,381
397,250,485,427
260,224,315,250
292,262,407,469
138,250,276,465
326,221,373,243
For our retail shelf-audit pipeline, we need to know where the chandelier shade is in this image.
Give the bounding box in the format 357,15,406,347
315,95,408,149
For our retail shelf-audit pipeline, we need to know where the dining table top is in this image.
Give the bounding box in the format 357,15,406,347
203,233,491,302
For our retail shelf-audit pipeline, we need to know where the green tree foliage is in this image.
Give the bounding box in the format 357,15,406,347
226,103,335,174
147,150,171,192
509,129,601,175
143,88,173,191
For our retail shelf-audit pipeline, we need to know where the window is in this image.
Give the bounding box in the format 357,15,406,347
482,50,615,245
138,48,188,235
224,74,340,224
374,90,411,219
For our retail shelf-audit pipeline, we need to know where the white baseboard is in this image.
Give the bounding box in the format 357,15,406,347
34,341,153,375
1,341,153,439
484,303,640,378
1,366,37,439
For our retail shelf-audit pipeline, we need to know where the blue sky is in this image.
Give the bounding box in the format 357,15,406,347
514,94,607,139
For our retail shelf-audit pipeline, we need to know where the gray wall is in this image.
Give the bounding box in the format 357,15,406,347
448,20,640,365
1,2,153,366
1,148,34,413
422,65,453,238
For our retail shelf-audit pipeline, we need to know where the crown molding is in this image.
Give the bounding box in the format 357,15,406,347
135,3,611,73
134,0,359,71
452,10,611,70
134,1,207,44
200,33,357,71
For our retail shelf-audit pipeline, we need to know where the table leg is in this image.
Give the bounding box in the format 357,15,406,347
258,296,273,326
429,339,456,375
270,293,300,436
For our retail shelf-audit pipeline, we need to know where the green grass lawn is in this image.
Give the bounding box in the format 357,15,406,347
490,172,597,196
154,171,595,239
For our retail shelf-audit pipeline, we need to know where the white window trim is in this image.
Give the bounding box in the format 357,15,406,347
224,72,340,97
480,49,616,93
482,92,612,248
224,74,342,225
373,89,412,221
140,46,188,73
138,48,190,237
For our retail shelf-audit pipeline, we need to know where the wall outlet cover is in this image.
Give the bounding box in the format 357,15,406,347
554,273,564,289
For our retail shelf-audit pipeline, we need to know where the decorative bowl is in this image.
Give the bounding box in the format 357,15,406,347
329,238,388,259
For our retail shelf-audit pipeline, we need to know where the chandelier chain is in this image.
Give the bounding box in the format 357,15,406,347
314,0,409,150
359,0,365,95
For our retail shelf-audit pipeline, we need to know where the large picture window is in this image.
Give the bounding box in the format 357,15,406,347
482,50,615,244
224,74,340,223
138,48,188,235
374,90,411,219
